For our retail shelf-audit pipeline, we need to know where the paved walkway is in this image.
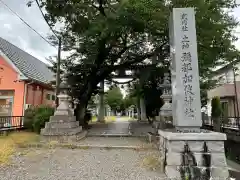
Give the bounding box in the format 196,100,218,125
0,137,166,180
87,117,240,179
88,117,153,136
227,159,240,180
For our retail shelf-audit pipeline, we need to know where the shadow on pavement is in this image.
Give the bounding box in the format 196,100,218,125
229,170,240,179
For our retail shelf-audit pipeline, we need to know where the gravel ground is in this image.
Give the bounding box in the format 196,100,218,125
0,148,166,180
77,137,152,147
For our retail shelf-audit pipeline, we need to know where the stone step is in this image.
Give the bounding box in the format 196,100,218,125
41,126,82,136
40,130,87,143
45,121,79,129
49,115,76,122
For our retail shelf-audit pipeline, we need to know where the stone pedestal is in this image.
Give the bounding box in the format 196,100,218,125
158,129,229,180
41,94,83,142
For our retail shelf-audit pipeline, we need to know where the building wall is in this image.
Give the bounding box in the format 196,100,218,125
228,98,235,117
0,56,25,116
207,63,240,117
207,82,240,117
42,89,56,107
0,55,56,117
25,83,55,108
214,66,240,84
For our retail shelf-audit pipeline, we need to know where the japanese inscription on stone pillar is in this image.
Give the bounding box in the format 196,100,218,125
169,8,202,128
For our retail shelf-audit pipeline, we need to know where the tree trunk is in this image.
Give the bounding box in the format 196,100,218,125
75,81,96,128
77,103,86,126
213,117,221,132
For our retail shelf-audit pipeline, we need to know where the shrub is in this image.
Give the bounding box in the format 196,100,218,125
23,107,36,131
84,110,92,122
24,105,54,133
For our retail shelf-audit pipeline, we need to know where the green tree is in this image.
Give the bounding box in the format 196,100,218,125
28,0,239,125
128,67,166,122
105,86,123,114
211,96,222,132
123,94,136,109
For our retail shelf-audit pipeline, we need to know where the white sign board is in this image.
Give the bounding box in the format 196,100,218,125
169,8,202,128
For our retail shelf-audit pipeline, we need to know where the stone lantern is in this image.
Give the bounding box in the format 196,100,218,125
40,74,83,142
54,76,73,116
154,73,173,132
74,99,79,109
160,73,172,119
128,105,135,119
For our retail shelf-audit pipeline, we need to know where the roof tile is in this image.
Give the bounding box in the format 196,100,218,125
0,37,54,84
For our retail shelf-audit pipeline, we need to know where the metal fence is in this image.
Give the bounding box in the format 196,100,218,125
0,116,24,130
203,116,240,130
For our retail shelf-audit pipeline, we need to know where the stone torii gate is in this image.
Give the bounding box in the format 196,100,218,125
96,65,156,122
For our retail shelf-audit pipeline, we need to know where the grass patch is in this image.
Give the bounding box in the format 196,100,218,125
141,155,161,171
79,145,90,150
0,131,39,165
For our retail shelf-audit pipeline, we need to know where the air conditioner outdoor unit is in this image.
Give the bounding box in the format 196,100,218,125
25,104,32,109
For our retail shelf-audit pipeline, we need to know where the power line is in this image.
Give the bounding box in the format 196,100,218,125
0,0,57,49
34,0,62,106
35,0,59,39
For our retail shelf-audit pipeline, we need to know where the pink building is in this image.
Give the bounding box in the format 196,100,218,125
0,37,55,117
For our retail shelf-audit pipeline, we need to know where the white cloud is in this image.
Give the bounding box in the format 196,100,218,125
3,23,12,30
0,0,56,64
231,0,240,50
0,0,240,66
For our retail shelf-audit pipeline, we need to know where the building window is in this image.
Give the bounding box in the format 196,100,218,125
46,94,51,100
52,95,56,101
220,101,229,117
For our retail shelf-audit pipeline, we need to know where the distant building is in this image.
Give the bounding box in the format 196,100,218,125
0,37,55,117
207,62,240,118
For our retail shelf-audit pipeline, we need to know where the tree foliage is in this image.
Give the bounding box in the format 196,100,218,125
29,0,240,122
105,86,123,113
127,67,166,119
123,94,136,109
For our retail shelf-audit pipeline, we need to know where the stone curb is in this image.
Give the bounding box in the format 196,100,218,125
86,134,146,138
17,143,157,150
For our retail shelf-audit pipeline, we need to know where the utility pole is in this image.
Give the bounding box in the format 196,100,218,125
233,65,240,129
55,37,61,107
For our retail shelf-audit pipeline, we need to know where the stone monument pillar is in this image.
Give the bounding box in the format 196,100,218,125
40,76,83,142
158,8,229,180
97,81,105,122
